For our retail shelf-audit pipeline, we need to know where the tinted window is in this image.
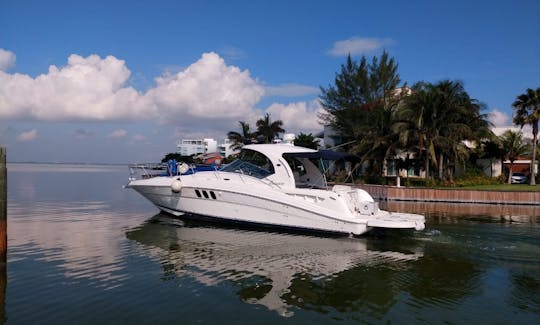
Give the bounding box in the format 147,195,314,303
220,149,275,178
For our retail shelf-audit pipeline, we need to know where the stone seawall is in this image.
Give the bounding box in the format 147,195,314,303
354,184,540,205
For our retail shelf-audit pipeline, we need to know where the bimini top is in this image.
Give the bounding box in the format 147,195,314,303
283,149,357,161
242,143,317,156
242,144,356,160
237,144,357,189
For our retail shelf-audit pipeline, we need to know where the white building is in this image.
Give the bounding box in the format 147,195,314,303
177,138,218,156
282,133,295,145
178,134,328,159
218,139,239,158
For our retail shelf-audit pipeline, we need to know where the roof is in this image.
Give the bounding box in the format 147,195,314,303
283,149,356,161
243,143,317,153
242,144,358,161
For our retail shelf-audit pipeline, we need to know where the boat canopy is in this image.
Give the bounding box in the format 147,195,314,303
282,150,359,162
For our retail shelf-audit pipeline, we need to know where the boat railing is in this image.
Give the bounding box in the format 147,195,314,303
128,163,168,181
128,162,222,181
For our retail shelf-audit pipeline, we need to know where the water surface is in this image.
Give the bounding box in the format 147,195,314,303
4,164,540,324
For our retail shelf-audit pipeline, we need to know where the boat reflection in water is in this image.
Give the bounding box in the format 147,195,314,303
126,214,424,317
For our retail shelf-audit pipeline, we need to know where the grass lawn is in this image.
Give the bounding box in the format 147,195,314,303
439,183,540,191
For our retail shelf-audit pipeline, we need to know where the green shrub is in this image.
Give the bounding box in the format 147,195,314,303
453,174,504,187
496,174,507,183
363,175,387,185
403,177,429,187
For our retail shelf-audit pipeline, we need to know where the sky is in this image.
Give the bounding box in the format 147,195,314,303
0,0,539,163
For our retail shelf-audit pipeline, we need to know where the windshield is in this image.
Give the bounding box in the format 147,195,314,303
220,149,275,179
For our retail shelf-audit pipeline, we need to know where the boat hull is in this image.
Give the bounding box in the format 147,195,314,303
128,173,424,235
129,180,370,235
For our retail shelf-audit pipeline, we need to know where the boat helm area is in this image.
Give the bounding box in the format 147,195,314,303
220,148,358,190
220,149,275,179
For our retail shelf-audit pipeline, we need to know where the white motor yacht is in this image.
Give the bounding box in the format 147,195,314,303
127,144,425,235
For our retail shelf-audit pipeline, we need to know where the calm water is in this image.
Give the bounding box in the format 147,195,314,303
3,164,540,324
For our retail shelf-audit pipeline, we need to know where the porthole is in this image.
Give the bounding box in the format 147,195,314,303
202,191,209,199
210,191,217,200
195,189,201,198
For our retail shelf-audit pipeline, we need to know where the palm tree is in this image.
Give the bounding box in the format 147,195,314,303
434,80,493,181
499,130,528,184
395,82,437,178
512,87,540,185
397,80,492,180
256,113,285,144
479,138,505,177
227,121,254,151
293,133,319,149
353,100,401,177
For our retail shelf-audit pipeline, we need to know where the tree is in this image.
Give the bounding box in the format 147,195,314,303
256,113,285,144
319,51,401,138
394,82,436,178
161,153,194,164
433,80,492,182
512,87,540,185
478,138,506,177
319,51,402,175
227,121,254,151
397,80,492,180
499,130,528,184
293,133,319,149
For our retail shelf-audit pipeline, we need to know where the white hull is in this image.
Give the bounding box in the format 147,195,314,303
128,144,425,236
128,172,424,235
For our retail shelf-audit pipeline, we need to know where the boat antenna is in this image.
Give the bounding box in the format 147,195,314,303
326,140,356,151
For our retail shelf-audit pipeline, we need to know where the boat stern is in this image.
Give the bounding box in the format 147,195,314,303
366,212,425,231
332,185,425,232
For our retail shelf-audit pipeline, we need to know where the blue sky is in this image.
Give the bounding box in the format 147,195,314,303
1,0,539,163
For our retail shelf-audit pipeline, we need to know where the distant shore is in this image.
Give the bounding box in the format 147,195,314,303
6,161,128,166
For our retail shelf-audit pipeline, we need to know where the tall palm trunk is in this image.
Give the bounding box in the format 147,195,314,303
512,88,540,186
438,153,444,180
424,156,430,179
508,163,514,184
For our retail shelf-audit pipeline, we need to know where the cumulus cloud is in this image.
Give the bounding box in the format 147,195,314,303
328,37,394,56
265,100,323,133
146,52,264,123
109,129,128,138
489,109,510,126
265,84,319,97
0,51,264,124
0,54,148,121
489,109,533,137
0,49,16,71
0,51,326,142
17,129,38,142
